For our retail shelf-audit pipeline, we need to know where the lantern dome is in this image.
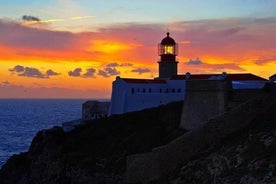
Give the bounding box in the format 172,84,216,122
161,32,176,45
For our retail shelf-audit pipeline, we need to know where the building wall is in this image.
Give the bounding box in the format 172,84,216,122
108,77,186,116
108,76,266,116
124,91,184,114
108,78,127,115
180,80,231,130
82,101,110,120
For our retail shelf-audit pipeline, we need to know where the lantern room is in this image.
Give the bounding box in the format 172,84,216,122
158,32,178,61
157,32,179,79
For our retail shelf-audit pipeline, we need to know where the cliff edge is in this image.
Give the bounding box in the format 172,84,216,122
0,101,184,184
0,91,275,184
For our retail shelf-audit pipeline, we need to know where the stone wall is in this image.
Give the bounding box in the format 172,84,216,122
180,80,231,130
82,101,110,120
126,93,271,184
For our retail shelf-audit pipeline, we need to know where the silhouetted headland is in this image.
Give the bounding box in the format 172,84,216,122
0,85,275,184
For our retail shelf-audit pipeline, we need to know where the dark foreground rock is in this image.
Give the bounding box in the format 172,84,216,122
0,92,276,184
0,102,184,184
167,99,276,184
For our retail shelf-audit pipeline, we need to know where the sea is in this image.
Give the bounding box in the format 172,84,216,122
0,99,93,168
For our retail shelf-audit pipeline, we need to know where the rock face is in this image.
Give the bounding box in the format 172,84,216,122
173,101,276,184
0,90,275,184
0,127,68,184
126,93,275,183
0,102,184,184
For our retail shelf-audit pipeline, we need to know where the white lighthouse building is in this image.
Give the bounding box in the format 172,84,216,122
108,33,267,116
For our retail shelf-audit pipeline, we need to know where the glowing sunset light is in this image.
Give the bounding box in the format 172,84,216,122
88,41,137,54
21,19,65,26
21,16,95,26
71,16,95,20
0,0,275,98
180,40,191,45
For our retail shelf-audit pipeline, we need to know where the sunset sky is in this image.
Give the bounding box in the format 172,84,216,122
1,0,276,98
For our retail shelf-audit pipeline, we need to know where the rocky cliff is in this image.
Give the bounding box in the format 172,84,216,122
148,95,276,184
173,104,276,183
0,102,184,184
0,91,275,184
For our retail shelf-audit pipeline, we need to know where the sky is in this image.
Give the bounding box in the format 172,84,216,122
0,0,276,99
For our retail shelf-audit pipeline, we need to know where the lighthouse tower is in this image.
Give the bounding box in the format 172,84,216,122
158,32,178,79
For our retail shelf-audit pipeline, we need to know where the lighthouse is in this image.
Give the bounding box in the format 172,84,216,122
107,32,267,116
158,32,178,79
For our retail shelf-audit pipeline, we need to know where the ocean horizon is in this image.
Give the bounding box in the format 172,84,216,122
0,98,108,168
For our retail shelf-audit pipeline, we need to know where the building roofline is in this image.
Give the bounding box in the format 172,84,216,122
116,73,267,84
120,78,167,84
225,73,267,81
170,73,267,81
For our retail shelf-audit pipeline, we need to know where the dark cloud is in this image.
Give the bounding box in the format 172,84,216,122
18,67,46,78
106,62,119,67
68,68,82,77
185,58,203,65
9,65,45,78
106,62,133,67
83,68,96,78
98,67,120,78
68,68,98,78
131,67,151,74
22,15,40,22
120,63,133,67
9,65,24,72
46,69,59,76
9,65,59,78
183,60,245,73
105,67,120,76
98,70,109,78
96,63,132,78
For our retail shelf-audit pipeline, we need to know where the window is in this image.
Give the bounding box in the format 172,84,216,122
131,88,135,94
160,89,162,93
164,45,174,54
143,88,146,93
178,88,181,93
149,88,152,93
